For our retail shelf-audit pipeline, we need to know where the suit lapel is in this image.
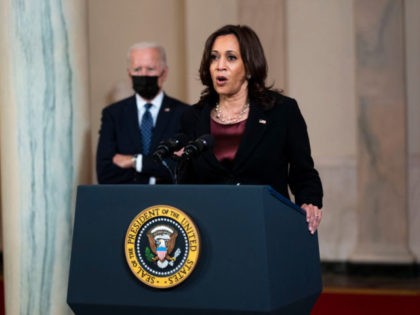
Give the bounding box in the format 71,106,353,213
233,102,268,171
152,94,172,148
125,96,142,151
196,103,212,136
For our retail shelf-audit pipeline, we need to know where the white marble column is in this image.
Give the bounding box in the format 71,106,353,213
0,1,90,314
350,0,414,263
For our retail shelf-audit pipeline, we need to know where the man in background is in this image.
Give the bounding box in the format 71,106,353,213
96,42,188,184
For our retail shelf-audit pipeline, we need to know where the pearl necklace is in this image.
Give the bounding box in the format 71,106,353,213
214,102,249,124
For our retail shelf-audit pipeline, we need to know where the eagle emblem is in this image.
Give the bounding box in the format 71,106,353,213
146,225,181,269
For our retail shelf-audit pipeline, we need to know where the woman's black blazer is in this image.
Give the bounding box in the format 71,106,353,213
179,92,323,208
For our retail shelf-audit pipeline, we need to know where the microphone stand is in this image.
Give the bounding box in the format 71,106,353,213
153,154,177,184
173,157,188,185
162,159,177,184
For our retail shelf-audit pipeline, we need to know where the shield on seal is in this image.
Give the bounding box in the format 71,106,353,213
157,244,167,261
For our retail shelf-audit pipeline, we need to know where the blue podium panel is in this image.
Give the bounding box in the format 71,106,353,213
67,185,322,315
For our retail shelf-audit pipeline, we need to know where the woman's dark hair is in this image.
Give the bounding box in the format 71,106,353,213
199,24,276,108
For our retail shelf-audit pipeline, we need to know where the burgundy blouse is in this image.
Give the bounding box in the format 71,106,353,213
210,118,247,165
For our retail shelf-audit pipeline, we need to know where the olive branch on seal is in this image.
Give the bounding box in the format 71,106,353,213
145,247,154,262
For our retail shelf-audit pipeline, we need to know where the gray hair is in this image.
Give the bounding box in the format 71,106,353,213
127,42,167,68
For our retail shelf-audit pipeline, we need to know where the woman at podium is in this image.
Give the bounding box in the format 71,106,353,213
178,24,323,234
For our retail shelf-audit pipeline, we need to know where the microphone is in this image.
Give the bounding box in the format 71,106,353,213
152,133,189,161
181,134,214,160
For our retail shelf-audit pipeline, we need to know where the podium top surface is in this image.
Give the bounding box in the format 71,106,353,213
77,184,304,213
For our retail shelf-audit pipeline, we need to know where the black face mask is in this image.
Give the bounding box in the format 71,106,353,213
132,75,160,100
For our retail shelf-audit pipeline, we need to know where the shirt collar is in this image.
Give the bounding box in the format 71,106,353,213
136,91,164,108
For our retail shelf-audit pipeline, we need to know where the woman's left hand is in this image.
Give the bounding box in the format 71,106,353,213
301,203,323,235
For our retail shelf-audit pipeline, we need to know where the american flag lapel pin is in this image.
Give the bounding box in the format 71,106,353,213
259,119,267,124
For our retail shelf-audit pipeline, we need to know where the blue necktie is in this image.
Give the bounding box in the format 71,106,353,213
141,103,153,155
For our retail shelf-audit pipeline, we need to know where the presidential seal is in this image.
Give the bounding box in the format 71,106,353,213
124,205,200,289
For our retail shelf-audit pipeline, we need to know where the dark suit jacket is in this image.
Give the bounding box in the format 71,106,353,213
96,94,188,184
179,92,323,208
